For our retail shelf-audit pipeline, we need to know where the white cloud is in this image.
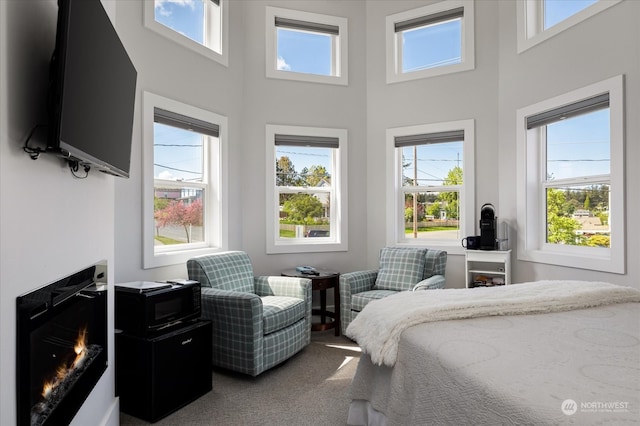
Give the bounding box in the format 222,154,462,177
277,56,291,71
155,0,196,17
158,170,176,180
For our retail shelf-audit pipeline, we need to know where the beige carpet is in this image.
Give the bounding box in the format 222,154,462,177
120,330,361,425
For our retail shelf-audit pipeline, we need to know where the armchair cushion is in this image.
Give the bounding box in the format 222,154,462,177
374,247,427,291
262,296,306,335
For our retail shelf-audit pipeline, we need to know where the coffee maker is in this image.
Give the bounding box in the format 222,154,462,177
479,203,497,250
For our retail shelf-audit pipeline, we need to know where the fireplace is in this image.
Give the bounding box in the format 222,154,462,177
16,262,108,426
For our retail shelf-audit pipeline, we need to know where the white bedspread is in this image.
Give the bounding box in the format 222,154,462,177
345,280,640,367
348,302,640,425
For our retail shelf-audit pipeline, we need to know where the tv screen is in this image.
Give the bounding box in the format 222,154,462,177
48,0,137,178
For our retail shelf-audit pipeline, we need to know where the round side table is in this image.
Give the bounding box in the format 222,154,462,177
281,269,340,336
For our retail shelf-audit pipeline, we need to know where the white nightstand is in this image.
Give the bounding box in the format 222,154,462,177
465,250,512,288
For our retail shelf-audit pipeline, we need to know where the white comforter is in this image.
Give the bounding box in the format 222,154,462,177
346,280,640,367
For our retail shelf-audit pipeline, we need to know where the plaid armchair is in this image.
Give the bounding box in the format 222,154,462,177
187,251,312,376
339,247,447,335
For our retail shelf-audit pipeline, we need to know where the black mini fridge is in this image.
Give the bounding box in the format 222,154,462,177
116,320,212,423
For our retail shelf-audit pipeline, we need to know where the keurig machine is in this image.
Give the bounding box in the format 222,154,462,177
479,203,497,250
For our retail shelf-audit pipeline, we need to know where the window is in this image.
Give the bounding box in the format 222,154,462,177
266,125,348,253
265,7,348,85
517,0,621,53
386,0,474,84
516,75,624,273
144,0,228,66
143,92,228,268
386,120,475,253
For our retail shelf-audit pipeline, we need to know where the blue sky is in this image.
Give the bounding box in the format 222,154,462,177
152,0,607,186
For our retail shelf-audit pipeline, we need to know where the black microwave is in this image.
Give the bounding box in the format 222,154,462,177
115,281,201,337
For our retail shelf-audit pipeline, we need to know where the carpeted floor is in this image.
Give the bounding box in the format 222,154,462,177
120,330,361,425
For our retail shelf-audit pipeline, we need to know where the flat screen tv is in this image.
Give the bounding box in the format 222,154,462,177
48,0,137,178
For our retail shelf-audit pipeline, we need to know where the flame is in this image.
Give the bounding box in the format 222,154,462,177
40,326,89,399
72,327,88,369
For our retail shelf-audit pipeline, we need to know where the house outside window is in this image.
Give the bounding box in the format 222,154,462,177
265,7,348,85
516,75,624,273
517,0,621,53
386,120,475,254
386,0,475,84
144,0,228,66
266,125,348,254
143,92,228,269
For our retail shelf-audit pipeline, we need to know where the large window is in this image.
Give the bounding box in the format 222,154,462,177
265,7,348,85
386,120,475,253
144,0,228,66
517,0,621,53
266,125,348,253
516,75,624,273
386,0,474,84
143,92,228,268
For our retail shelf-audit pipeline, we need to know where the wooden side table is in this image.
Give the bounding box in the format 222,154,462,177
281,269,340,336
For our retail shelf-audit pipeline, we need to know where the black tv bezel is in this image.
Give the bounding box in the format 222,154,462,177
47,0,137,178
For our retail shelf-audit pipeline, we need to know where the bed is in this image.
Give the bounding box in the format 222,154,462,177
345,281,640,425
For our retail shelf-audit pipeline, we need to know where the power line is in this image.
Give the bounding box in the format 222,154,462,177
154,144,202,147
154,163,201,175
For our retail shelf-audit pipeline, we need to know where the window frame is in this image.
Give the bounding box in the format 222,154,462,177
386,119,475,255
265,6,348,86
266,124,348,254
516,75,625,273
386,0,475,84
516,0,621,53
143,0,229,67
143,91,228,269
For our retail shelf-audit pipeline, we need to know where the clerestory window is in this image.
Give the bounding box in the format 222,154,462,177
386,0,474,84
265,7,348,85
517,0,621,53
144,0,228,66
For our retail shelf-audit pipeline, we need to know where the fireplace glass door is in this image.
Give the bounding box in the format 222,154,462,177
16,263,108,426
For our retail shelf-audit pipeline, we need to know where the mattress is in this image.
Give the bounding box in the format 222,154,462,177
347,302,640,425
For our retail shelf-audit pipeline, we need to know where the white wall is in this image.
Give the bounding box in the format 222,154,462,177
113,0,639,289
497,0,640,287
364,0,501,287
0,1,118,425
113,0,369,283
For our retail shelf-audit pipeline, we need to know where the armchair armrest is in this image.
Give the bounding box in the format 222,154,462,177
254,276,311,299
412,274,446,291
200,287,263,336
339,270,378,335
339,270,378,297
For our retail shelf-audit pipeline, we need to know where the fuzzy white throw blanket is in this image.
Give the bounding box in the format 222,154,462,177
346,280,640,367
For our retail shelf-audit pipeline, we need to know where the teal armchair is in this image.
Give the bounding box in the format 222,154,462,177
187,251,312,376
339,247,447,335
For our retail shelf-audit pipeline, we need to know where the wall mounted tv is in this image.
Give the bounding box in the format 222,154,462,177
48,0,137,178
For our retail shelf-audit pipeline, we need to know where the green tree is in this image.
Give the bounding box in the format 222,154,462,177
154,196,170,212
436,166,462,220
276,156,301,186
546,188,585,245
583,194,591,210
303,165,329,187
282,194,324,224
426,202,442,218
587,235,610,247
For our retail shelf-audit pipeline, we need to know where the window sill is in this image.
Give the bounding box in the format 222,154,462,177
517,247,624,275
